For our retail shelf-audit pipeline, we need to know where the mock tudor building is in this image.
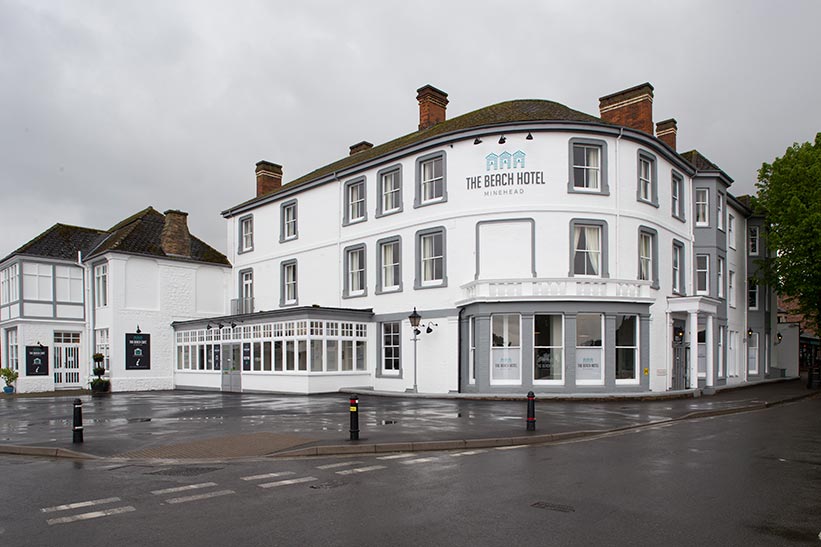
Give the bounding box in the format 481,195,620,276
171,83,793,395
0,207,231,393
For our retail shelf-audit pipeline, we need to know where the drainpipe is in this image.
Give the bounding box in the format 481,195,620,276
457,306,465,393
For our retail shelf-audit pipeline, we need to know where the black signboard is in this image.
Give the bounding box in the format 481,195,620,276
213,345,221,371
242,343,251,371
125,333,151,370
25,346,49,376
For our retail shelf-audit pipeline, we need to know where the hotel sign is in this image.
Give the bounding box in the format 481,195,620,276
125,333,151,370
465,150,547,197
25,346,49,376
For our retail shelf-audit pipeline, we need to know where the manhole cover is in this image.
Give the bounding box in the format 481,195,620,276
531,501,575,513
148,466,222,477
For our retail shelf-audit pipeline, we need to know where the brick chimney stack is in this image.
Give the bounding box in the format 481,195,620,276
599,83,654,135
416,84,449,130
656,118,678,150
349,141,374,155
161,209,191,257
256,161,283,197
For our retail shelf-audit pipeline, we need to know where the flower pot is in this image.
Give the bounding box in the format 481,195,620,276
2,386,14,394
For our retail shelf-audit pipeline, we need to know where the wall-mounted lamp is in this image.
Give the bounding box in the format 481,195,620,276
425,321,438,334
674,327,685,340
37,341,44,348
473,137,482,145
526,132,533,140
747,328,753,337
206,323,213,330
230,322,237,329
136,325,142,334
776,332,783,344
498,135,506,145
217,323,224,330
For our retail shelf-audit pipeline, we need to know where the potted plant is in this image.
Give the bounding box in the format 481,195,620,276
90,354,110,395
1,367,19,394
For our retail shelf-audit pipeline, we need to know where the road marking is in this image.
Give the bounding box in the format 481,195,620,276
377,454,415,460
42,497,122,513
151,482,217,495
400,458,436,465
335,465,386,475
451,450,486,457
47,506,136,525
316,461,363,470
496,445,527,451
258,476,318,489
241,471,295,481
165,490,235,504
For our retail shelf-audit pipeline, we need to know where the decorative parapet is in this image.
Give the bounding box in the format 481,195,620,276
458,278,653,305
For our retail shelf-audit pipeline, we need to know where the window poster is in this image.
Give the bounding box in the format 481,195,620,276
492,348,520,381
575,347,602,381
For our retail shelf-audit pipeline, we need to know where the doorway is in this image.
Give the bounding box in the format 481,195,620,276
53,332,81,388
671,323,687,390
221,343,241,392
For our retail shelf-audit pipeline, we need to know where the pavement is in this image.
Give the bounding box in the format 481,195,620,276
0,378,817,461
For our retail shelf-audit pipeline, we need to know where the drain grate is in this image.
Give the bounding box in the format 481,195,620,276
147,466,222,477
531,501,575,513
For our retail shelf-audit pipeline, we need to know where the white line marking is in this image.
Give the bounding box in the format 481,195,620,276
335,465,386,475
165,490,235,504
451,450,486,457
258,476,318,489
241,471,295,481
377,454,416,460
495,445,527,450
47,506,136,525
400,458,436,465
42,497,121,513
316,461,363,470
151,482,217,495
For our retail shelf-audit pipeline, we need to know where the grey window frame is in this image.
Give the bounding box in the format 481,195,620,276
280,199,298,242
636,150,658,207
717,192,725,231
238,214,254,254
343,177,367,226
672,239,685,295
728,213,736,248
414,151,447,208
376,236,402,294
567,138,609,195
376,165,403,217
748,279,759,310
280,260,298,307
638,226,659,289
414,226,447,289
717,256,725,299
671,170,685,221
376,321,402,377
343,244,367,298
569,218,609,278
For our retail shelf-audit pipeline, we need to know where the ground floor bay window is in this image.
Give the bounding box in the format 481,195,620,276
461,303,649,393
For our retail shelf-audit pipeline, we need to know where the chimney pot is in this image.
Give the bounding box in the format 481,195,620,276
349,141,374,155
255,160,283,197
599,83,654,135
416,84,449,130
656,118,678,151
161,209,191,257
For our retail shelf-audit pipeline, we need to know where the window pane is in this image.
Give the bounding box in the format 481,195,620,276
534,315,561,347
616,348,636,379
616,315,636,346
534,348,562,380
326,340,338,371
576,314,602,346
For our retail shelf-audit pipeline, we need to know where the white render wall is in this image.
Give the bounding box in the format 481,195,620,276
226,127,701,393
93,253,231,392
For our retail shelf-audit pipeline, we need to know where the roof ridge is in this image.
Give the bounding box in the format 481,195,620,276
105,206,160,232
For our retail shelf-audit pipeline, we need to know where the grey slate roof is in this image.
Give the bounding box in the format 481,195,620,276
3,207,230,266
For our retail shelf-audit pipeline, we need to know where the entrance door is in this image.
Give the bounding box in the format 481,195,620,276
671,324,687,390
221,343,241,392
54,332,81,388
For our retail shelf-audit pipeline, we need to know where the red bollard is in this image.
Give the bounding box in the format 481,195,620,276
526,391,536,431
349,395,360,440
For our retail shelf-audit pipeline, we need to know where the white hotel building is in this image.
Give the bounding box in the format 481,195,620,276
171,83,792,395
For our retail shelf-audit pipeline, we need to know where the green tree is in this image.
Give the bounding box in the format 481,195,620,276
755,133,821,333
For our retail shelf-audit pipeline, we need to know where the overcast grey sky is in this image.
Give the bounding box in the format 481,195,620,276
1,0,819,260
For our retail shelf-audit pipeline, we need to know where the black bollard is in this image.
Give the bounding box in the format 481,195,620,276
349,394,360,441
72,398,84,444
526,391,536,431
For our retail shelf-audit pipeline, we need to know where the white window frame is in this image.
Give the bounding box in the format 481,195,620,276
729,270,736,308
378,238,401,293
575,313,604,386
6,328,19,371
281,201,297,241
672,242,683,295
381,322,401,375
728,213,735,249
415,152,446,207
572,224,602,277
379,168,402,216
239,216,254,253
717,192,725,231
639,157,653,202
572,144,601,191
345,179,366,224
671,172,685,221
749,226,759,256
94,263,108,308
748,331,759,374
695,189,709,226
533,314,564,385
416,228,446,288
696,254,709,295
23,262,53,301
1,264,19,305
748,281,759,310
282,261,297,306
615,315,639,385
490,313,522,386
55,266,83,304
717,257,725,299
95,328,110,370
345,246,366,297
718,326,725,378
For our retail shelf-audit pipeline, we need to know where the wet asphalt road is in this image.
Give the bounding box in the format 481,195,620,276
0,380,813,457
1,396,819,546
